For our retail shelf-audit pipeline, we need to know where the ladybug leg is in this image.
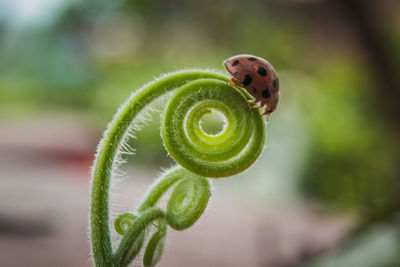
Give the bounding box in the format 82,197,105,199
228,77,242,87
242,98,258,108
261,108,274,117
249,101,265,112
261,94,279,118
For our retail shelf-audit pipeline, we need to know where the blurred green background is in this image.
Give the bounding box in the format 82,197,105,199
1,0,400,266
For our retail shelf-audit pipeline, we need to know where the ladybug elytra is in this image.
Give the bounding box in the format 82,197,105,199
223,54,279,117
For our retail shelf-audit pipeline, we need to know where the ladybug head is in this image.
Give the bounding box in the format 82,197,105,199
223,55,242,76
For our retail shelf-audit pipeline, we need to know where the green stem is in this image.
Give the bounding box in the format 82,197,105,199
137,166,186,212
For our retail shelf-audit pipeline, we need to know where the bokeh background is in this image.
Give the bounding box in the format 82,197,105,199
1,0,400,266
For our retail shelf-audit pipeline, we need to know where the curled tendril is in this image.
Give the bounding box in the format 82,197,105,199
113,208,165,267
162,78,265,177
114,213,136,235
114,212,146,264
143,222,167,267
166,173,210,230
89,70,266,267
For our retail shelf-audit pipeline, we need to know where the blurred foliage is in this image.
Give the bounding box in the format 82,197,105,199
299,57,399,219
308,223,400,267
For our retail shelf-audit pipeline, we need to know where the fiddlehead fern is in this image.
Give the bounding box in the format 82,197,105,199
89,70,266,267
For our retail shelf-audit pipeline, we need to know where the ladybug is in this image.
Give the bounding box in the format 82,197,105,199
223,54,279,117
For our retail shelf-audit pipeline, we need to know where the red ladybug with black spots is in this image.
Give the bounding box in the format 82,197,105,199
223,54,279,117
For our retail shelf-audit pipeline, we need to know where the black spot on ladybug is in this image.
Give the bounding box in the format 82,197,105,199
273,79,278,88
253,88,257,93
248,57,257,61
262,89,271,98
233,72,239,77
243,75,252,86
257,67,267,76
232,60,240,66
